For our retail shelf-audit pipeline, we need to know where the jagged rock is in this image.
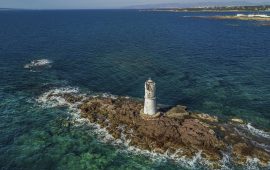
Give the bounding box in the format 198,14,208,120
232,143,270,167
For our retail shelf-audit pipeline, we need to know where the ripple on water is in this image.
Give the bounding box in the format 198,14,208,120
24,59,53,71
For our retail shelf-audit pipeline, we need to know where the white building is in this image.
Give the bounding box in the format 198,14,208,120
143,78,157,116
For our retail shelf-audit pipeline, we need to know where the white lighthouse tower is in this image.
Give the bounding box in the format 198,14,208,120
143,78,157,116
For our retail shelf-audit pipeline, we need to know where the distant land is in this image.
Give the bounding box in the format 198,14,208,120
126,1,270,9
142,5,270,13
0,8,31,11
0,8,14,10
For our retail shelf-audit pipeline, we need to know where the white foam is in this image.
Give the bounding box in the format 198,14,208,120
86,119,268,169
105,127,213,169
245,157,260,170
36,87,83,112
24,59,52,69
219,150,233,170
246,123,270,139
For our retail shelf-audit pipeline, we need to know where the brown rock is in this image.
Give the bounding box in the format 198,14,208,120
232,143,270,167
165,105,190,119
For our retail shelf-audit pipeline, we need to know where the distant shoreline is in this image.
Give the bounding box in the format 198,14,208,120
142,9,270,13
200,15,270,21
1,5,270,12
142,5,270,13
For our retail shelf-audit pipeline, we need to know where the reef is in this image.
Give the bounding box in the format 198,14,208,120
46,92,270,169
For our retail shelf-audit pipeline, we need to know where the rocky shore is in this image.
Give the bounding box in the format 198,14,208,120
46,92,270,169
195,16,270,21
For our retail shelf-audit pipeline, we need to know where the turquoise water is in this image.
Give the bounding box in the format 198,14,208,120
0,10,270,169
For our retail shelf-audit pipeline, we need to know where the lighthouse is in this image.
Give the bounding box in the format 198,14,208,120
143,78,157,115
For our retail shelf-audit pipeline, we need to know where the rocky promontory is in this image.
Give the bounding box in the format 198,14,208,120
45,92,270,169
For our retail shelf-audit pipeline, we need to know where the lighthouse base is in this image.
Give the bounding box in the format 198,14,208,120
140,109,161,120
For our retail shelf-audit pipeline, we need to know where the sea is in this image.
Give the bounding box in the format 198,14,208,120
0,10,270,170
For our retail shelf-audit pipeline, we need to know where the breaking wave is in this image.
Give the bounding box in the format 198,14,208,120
220,151,233,170
246,123,270,139
37,87,80,107
24,59,52,69
245,158,261,170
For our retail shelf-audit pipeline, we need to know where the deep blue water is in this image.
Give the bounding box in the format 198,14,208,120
0,10,270,169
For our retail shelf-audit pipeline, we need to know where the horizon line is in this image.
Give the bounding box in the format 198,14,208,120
1,4,270,11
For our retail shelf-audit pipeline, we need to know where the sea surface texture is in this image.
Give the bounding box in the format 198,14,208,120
0,10,270,169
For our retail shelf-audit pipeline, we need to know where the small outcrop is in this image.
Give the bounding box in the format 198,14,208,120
165,105,190,118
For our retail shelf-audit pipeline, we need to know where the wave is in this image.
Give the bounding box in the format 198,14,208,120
78,119,211,169
245,157,261,170
37,87,80,107
246,123,270,139
24,59,52,69
220,150,233,170
36,87,88,121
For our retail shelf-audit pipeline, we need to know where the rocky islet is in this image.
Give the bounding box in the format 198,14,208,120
44,91,270,169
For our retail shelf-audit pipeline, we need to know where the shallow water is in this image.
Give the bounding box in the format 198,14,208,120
0,10,270,169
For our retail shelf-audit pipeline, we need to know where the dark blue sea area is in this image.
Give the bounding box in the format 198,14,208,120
0,10,270,169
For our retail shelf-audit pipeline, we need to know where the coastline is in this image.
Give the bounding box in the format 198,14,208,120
141,9,270,13
198,15,270,21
